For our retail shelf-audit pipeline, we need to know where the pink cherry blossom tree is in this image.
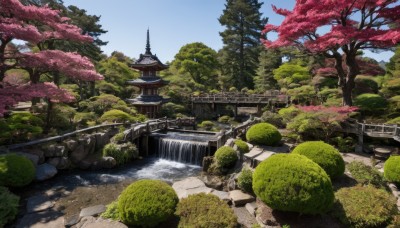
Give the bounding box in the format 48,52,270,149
263,0,400,106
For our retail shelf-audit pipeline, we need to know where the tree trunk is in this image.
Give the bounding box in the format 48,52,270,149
332,53,359,106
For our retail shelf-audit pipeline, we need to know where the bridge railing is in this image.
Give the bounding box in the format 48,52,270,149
357,123,399,135
191,93,289,104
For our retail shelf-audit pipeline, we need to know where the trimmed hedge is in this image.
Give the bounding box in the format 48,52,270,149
214,146,237,168
0,186,19,227
253,154,334,214
118,180,178,227
246,123,281,146
175,193,237,228
234,139,249,154
333,185,397,228
0,154,36,187
384,156,400,184
291,141,345,179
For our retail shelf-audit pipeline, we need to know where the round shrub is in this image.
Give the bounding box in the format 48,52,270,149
103,142,138,165
0,186,19,227
101,200,119,221
234,139,249,154
118,179,178,227
238,167,253,194
214,146,237,168
246,123,281,146
218,115,231,123
384,156,400,184
175,193,237,228
291,141,345,179
333,185,397,228
199,120,214,130
99,109,135,123
354,93,388,112
253,154,334,214
0,154,35,187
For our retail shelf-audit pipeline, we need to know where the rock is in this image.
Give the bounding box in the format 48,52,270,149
26,195,54,213
100,156,116,169
26,149,45,164
245,202,257,216
202,156,213,172
64,213,80,227
244,147,264,167
75,216,97,228
79,205,106,218
172,177,207,199
79,135,95,155
44,144,66,157
94,132,110,151
65,139,78,152
225,138,235,147
16,152,39,166
211,190,230,203
35,163,58,181
229,190,255,207
17,211,64,228
186,186,213,196
201,175,224,190
81,217,128,228
71,145,89,163
232,206,259,228
253,151,275,168
48,157,69,169
78,159,92,170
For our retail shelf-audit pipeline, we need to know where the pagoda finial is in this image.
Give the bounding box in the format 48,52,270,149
145,28,152,55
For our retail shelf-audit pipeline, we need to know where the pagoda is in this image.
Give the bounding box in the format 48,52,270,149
126,29,169,118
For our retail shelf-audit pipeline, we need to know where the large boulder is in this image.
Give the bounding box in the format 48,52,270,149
71,145,89,164
35,163,58,181
65,139,78,152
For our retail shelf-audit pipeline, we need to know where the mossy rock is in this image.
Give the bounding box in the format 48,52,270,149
0,154,36,187
253,154,334,214
292,141,345,179
246,123,281,146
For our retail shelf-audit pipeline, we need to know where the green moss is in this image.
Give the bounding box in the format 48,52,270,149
234,139,249,154
347,161,385,188
386,117,400,125
214,146,238,168
175,193,237,228
102,142,138,165
0,186,19,227
238,167,253,194
291,141,345,179
333,185,397,228
0,154,36,187
384,156,400,184
101,200,119,220
253,154,334,214
118,180,178,227
218,115,231,123
246,123,281,146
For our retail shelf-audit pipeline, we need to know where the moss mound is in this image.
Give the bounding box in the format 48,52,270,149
384,156,400,184
234,139,249,154
214,146,237,168
118,180,178,227
246,123,281,146
291,141,345,179
238,167,253,194
253,154,334,214
333,185,397,228
0,154,36,187
175,193,237,228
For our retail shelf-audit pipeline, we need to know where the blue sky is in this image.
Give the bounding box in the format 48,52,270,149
63,0,394,63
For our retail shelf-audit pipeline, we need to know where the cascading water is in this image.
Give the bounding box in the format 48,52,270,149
157,138,209,165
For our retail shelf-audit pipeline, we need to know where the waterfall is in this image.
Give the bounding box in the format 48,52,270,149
157,138,209,165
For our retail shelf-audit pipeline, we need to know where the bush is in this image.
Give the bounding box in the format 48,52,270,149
246,123,281,146
199,120,214,130
0,112,43,144
291,141,345,179
214,146,237,168
386,117,400,125
175,193,237,228
103,142,138,165
73,112,97,127
234,139,249,154
354,93,388,112
253,154,334,214
261,111,284,128
99,109,135,123
0,186,19,227
218,115,231,123
278,106,300,124
347,161,385,188
238,167,253,194
101,200,119,220
0,154,36,187
384,156,400,184
333,185,397,228
354,75,379,95
118,180,178,227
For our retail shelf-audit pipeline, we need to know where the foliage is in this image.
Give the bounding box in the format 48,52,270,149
238,167,253,194
118,180,178,227
333,186,397,228
330,136,355,153
199,120,214,131
100,200,119,221
45,104,76,130
246,123,281,146
99,110,135,123
354,93,388,112
254,48,281,91
292,141,345,179
273,61,310,89
386,117,400,125
261,111,284,128
286,85,316,105
384,156,400,184
160,102,186,118
0,186,19,227
353,75,379,95
214,146,238,168
0,153,36,187
218,0,267,89
234,139,249,154
347,161,385,188
0,112,43,144
278,106,300,125
388,95,400,113
73,112,97,128
253,154,334,214
218,115,231,123
102,142,138,165
175,193,237,228
80,94,136,115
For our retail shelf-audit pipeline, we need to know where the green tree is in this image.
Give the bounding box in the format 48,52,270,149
254,48,282,91
218,0,267,89
172,42,219,89
273,60,311,90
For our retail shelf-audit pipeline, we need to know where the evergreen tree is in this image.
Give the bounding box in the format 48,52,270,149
218,0,267,90
254,49,281,92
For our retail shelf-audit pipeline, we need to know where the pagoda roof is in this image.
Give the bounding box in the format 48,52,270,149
126,95,170,106
126,77,169,86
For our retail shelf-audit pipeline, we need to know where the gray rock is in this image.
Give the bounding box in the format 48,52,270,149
79,205,106,218
100,156,116,169
71,145,89,163
78,159,92,170
65,139,78,152
94,132,110,151
64,213,80,227
172,177,207,199
16,152,39,167
35,163,58,181
229,190,255,207
225,138,235,147
253,152,275,168
201,175,224,190
245,202,257,216
17,211,64,228
79,135,95,155
211,190,230,203
186,186,213,196
81,217,128,228
44,144,66,157
26,195,54,213
75,216,97,228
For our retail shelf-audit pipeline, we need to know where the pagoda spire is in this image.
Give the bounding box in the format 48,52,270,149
145,28,152,55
